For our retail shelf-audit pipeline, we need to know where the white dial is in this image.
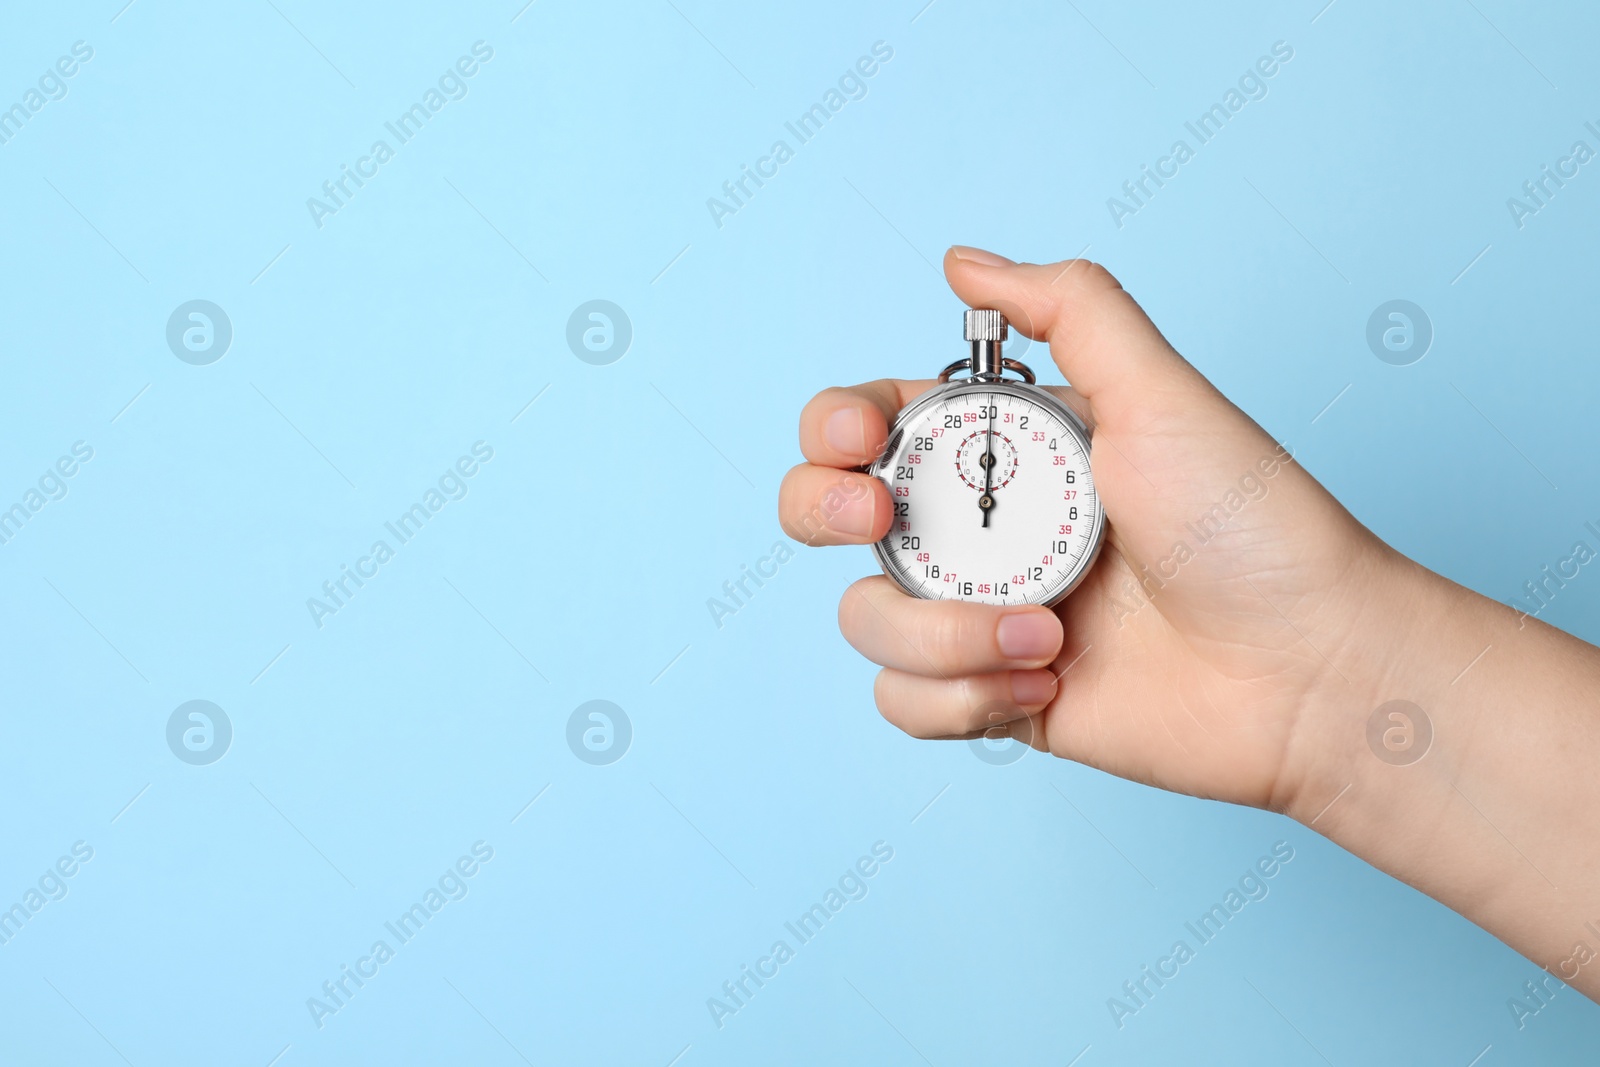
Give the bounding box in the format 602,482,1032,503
870,381,1103,606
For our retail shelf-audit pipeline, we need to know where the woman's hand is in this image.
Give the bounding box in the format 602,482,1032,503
781,246,1399,814
780,245,1600,1002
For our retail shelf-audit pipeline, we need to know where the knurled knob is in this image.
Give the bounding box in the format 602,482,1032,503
964,309,1008,342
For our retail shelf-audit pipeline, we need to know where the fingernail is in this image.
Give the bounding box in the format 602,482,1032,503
996,612,1061,660
823,407,866,456
1011,670,1056,706
950,245,1014,268
827,489,876,538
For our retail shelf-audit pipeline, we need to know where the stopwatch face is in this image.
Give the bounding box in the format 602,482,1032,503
869,381,1104,607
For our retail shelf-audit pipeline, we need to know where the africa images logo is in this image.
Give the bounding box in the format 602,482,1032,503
706,841,894,1030
305,442,494,629
1105,41,1294,229
306,841,495,1030
166,300,233,365
166,701,232,766
1106,841,1296,1029
0,40,94,148
705,41,894,229
305,42,495,229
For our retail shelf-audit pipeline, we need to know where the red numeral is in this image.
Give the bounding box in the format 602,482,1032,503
1032,432,1045,441
1052,455,1067,466
895,487,909,497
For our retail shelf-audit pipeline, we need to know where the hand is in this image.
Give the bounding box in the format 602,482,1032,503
781,245,1600,1001
780,247,1401,813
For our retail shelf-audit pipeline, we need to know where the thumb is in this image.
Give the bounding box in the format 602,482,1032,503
942,247,1210,416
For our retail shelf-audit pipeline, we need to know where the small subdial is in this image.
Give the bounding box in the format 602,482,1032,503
954,430,1018,492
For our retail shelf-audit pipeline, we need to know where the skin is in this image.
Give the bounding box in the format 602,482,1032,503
779,246,1600,1001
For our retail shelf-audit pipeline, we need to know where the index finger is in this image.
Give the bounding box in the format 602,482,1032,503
798,378,937,468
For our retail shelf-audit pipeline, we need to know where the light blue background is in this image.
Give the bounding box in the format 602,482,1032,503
2,0,1598,1063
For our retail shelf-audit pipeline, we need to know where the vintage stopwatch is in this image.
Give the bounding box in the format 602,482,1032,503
868,309,1105,607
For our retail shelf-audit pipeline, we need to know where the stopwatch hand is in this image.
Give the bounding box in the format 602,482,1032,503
979,459,995,528
980,421,996,528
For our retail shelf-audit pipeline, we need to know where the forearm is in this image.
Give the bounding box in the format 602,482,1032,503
1285,551,1600,998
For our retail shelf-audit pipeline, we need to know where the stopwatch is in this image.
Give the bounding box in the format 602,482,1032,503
868,309,1105,607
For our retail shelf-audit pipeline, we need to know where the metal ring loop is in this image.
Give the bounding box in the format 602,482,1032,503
937,358,972,383
937,358,1037,384
1002,358,1037,384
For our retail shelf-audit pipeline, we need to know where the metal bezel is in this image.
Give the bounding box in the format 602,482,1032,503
867,378,1106,608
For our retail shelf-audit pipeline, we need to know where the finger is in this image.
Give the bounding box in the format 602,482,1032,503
798,380,937,468
873,667,1056,739
778,464,889,545
920,712,1047,746
838,576,1064,677
943,247,1211,410
1044,384,1095,433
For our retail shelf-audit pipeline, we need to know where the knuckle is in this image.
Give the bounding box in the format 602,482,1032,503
776,467,804,520
777,483,823,544
1074,260,1122,294
838,578,882,637
967,680,1021,733
952,675,987,727
871,670,894,717
872,671,922,736
919,606,970,664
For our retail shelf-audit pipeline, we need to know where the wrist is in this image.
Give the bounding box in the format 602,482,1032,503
1278,542,1600,978
1275,543,1469,829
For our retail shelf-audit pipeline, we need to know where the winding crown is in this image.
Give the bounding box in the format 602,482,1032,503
963,309,1007,342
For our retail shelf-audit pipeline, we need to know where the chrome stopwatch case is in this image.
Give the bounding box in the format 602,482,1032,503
868,310,1105,607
